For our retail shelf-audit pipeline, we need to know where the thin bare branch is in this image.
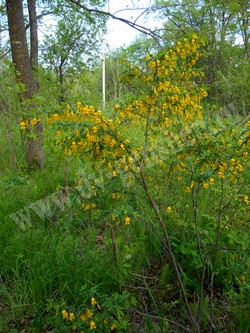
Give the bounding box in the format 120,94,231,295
25,11,54,30
67,0,163,41
127,308,191,332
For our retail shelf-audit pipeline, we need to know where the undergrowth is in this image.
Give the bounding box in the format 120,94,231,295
0,35,249,333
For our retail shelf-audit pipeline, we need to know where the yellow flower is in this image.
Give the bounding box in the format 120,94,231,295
84,204,90,210
167,206,172,213
52,113,59,120
244,196,249,204
81,313,86,321
86,308,93,318
235,163,243,173
243,152,248,158
209,178,215,185
111,323,116,331
112,193,116,199
125,216,130,225
203,182,209,189
89,320,96,330
184,186,191,193
30,117,38,127
218,171,225,179
69,312,75,321
62,309,68,320
20,121,26,130
241,275,246,285
91,297,96,306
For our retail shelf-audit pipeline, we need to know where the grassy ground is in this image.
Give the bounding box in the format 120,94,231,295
0,112,249,333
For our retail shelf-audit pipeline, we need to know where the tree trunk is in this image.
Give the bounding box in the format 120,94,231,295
28,0,38,69
6,0,45,170
28,0,40,91
6,0,33,100
58,58,66,103
239,0,249,59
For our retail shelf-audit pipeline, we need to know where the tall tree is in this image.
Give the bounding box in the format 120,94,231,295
6,0,45,169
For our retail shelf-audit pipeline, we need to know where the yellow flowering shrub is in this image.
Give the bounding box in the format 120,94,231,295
48,34,249,256
47,35,250,330
47,35,208,221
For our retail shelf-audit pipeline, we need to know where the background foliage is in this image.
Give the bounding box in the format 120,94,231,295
0,0,249,332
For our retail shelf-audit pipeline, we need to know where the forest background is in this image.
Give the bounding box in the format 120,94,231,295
0,0,249,332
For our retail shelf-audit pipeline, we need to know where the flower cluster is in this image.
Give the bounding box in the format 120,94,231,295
58,294,128,332
20,117,40,130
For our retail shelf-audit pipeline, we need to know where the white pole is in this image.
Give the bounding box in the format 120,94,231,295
102,31,106,110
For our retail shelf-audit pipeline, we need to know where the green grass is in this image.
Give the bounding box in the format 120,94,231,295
0,112,249,333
